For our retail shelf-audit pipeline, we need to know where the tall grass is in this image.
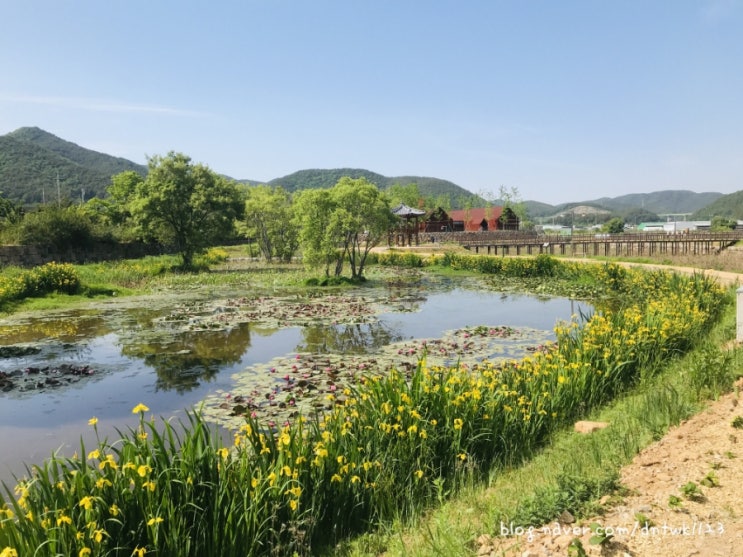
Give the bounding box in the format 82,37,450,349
0,257,731,556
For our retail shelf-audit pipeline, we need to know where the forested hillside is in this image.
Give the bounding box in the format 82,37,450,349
1,127,737,216
266,168,485,209
588,190,723,214
692,191,743,220
0,128,145,204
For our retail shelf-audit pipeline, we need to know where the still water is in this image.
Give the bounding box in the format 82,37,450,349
0,276,586,486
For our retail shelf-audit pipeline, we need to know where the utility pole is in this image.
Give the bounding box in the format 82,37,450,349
56,172,61,206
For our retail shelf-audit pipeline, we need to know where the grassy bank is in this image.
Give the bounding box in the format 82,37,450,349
0,253,736,556
339,310,740,556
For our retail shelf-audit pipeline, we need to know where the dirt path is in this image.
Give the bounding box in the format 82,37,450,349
485,379,743,556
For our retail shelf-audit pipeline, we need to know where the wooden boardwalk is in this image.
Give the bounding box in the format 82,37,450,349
450,231,743,257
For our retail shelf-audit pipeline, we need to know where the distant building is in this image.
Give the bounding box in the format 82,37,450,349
638,221,712,233
423,207,454,232
447,207,520,232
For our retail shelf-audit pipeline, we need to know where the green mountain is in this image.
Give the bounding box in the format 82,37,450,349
587,190,723,214
267,168,388,191
524,190,726,220
1,127,738,217
0,127,146,204
692,191,743,220
265,168,485,209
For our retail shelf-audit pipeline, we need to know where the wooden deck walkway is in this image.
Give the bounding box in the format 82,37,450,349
453,231,743,257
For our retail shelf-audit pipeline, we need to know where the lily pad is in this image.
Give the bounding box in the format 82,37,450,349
200,324,555,431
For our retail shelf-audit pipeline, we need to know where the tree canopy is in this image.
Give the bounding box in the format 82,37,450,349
130,152,244,267
293,177,395,279
242,185,298,262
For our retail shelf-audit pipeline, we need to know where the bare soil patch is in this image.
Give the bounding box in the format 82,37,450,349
483,379,743,557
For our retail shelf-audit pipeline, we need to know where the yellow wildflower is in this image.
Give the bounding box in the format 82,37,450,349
137,464,151,477
79,548,92,557
147,517,164,526
88,417,98,426
79,496,94,510
132,403,150,414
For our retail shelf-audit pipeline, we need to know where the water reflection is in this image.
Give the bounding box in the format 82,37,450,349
0,277,590,487
0,312,110,344
298,322,404,355
121,323,253,392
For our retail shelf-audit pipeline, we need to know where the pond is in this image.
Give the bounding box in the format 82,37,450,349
0,273,588,487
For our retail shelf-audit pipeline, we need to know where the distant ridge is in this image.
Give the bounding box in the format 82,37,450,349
585,190,724,215
0,127,736,216
265,168,484,208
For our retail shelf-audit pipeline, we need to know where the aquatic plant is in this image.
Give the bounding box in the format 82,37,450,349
0,260,729,555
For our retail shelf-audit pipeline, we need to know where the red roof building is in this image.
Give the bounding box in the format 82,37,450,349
448,207,520,232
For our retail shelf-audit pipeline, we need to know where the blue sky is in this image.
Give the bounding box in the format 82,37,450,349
1,1,741,205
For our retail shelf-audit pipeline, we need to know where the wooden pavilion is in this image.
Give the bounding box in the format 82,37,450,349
390,203,426,246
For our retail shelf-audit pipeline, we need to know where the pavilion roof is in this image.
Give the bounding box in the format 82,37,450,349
391,203,426,218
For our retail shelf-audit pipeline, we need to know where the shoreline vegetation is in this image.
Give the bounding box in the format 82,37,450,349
0,247,740,556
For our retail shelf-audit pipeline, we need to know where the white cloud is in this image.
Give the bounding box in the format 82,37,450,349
0,95,209,117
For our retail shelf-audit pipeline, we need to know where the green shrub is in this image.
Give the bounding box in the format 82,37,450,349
14,205,98,249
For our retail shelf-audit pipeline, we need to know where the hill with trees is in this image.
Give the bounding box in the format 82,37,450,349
0,127,146,204
584,190,723,214
1,127,738,217
265,168,485,209
692,191,743,220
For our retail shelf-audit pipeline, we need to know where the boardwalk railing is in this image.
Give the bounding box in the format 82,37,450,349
430,230,743,257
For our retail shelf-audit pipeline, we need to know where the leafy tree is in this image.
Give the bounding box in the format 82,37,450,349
294,178,395,279
0,192,22,226
602,217,625,234
82,171,144,240
242,185,298,262
387,182,421,208
429,194,452,211
331,177,396,279
14,204,100,249
293,188,338,276
497,185,530,230
130,152,244,268
711,215,737,231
